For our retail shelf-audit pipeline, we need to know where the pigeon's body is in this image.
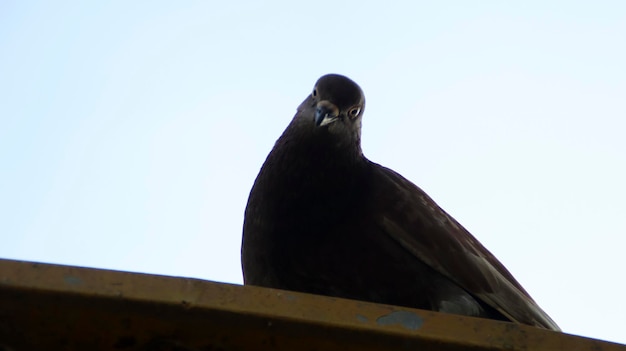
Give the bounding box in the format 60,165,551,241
242,74,560,331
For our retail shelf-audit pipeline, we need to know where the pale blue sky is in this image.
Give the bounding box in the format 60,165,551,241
1,1,625,344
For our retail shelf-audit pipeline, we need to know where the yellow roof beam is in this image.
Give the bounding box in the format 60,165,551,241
0,258,623,351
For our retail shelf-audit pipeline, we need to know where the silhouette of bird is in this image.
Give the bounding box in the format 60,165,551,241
241,74,560,331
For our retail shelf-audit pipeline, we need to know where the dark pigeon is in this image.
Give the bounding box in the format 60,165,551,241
241,74,560,331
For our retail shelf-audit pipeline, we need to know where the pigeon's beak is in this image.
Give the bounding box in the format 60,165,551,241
315,101,340,127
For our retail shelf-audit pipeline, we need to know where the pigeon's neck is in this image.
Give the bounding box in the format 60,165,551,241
250,129,368,234
244,121,371,246
274,126,365,177
252,125,369,214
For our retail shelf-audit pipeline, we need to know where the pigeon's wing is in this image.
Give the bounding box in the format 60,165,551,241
368,162,560,331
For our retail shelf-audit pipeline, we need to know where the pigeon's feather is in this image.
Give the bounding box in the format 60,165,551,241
369,163,560,330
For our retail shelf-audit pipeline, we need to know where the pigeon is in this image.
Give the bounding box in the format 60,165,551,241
241,74,560,331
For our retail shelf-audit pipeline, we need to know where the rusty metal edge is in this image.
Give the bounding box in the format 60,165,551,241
0,258,623,351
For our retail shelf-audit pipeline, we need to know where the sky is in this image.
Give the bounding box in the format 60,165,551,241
1,0,625,345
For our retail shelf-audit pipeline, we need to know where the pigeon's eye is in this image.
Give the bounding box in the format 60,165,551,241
348,107,361,119
312,88,318,97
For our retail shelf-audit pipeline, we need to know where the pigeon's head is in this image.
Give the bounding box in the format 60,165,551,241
298,74,365,144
